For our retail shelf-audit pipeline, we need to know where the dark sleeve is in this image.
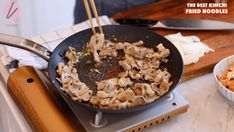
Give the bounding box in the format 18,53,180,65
74,0,158,24
74,0,87,24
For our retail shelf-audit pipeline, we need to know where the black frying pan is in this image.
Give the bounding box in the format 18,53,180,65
0,25,183,113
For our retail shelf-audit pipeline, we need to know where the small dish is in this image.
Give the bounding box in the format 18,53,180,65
213,55,234,103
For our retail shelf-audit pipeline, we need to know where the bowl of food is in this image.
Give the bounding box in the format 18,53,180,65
213,55,234,103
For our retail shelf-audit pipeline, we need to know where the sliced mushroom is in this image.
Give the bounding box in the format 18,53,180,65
97,91,109,98
129,70,141,80
88,33,105,62
118,77,132,87
96,78,118,92
65,47,79,63
133,83,146,96
144,84,155,97
156,43,170,59
115,42,125,50
117,88,135,102
100,98,111,106
90,96,99,105
79,90,93,101
119,60,131,71
124,45,147,59
131,96,145,106
118,71,129,78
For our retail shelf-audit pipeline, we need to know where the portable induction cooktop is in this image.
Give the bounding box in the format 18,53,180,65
36,67,189,132
63,90,189,132
0,60,189,132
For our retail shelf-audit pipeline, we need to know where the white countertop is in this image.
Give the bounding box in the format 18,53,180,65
146,73,234,132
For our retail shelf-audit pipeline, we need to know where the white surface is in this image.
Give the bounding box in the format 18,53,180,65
0,0,19,36
0,0,75,38
19,0,75,38
145,73,234,132
214,55,234,103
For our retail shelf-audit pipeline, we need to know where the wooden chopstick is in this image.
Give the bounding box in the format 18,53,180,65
89,0,103,34
83,0,96,34
83,0,103,34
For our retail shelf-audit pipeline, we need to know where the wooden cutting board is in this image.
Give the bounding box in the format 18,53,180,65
112,0,234,81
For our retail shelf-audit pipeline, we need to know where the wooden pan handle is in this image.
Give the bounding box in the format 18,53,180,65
7,66,79,132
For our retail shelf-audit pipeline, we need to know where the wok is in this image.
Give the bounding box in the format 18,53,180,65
0,25,183,113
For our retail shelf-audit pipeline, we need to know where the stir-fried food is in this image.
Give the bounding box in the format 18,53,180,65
56,33,173,109
218,62,234,92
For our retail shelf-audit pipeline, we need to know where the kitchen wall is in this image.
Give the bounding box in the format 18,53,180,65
0,0,75,39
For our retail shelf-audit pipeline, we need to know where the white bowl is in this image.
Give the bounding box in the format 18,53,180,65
213,55,234,103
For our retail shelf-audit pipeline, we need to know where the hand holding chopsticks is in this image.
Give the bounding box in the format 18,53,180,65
83,0,103,34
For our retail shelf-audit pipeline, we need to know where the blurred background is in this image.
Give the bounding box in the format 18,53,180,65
0,0,229,39
0,0,159,39
0,0,75,38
